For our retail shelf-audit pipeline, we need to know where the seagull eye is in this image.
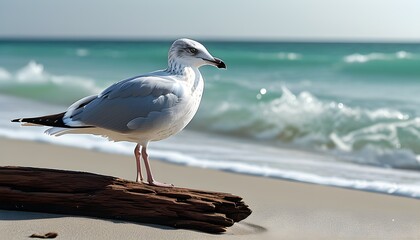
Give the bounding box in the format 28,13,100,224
188,47,198,54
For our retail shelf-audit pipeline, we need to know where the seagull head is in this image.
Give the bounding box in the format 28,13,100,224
168,38,226,69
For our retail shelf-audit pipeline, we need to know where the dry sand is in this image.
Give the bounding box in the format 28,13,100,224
1,138,420,239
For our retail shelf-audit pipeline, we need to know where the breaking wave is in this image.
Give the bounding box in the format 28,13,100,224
193,86,420,169
0,61,102,104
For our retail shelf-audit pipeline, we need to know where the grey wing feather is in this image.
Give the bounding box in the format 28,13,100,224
68,75,183,133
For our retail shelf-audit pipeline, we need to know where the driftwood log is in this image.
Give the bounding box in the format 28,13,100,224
0,166,251,233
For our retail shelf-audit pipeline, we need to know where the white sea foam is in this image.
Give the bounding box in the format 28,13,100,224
15,61,46,83
0,62,102,104
1,61,100,90
0,67,11,80
257,52,302,61
396,51,412,59
344,51,416,63
76,48,89,57
331,118,420,151
277,52,301,60
344,53,387,63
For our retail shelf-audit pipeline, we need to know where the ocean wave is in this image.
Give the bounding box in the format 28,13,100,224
194,86,420,169
16,61,47,83
0,61,102,104
344,51,415,63
257,52,302,61
341,51,420,76
75,48,90,57
222,51,311,68
0,67,12,80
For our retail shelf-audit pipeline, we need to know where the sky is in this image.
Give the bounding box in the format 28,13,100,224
1,0,420,42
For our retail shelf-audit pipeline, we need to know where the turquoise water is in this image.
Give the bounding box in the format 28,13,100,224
1,40,420,197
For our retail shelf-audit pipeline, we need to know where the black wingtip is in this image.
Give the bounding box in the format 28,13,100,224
11,118,21,123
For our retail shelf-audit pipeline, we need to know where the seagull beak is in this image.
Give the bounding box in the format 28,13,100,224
202,57,227,69
213,57,227,69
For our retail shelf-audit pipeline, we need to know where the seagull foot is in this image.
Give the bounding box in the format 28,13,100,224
148,181,174,188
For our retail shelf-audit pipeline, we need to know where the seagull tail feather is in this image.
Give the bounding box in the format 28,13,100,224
11,112,92,129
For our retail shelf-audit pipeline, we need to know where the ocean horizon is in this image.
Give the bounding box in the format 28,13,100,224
1,40,419,198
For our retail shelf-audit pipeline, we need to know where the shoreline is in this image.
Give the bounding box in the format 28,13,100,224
2,93,420,199
1,138,420,239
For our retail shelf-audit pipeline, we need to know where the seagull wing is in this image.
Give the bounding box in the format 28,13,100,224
64,74,184,133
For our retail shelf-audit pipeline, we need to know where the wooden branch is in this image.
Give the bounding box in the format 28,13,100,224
0,166,251,233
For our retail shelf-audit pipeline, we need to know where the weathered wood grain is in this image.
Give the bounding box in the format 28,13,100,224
0,166,252,233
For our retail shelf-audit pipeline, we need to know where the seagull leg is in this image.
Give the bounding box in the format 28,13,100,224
141,145,174,187
134,144,143,183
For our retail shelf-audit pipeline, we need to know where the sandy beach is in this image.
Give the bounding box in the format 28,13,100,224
1,138,420,239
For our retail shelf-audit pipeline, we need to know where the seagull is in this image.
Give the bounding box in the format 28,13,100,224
12,38,226,187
